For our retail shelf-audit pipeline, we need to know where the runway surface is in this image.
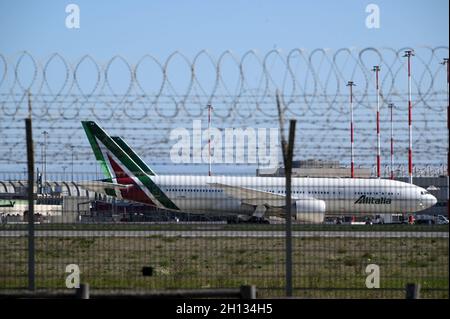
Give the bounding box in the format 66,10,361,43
0,230,447,238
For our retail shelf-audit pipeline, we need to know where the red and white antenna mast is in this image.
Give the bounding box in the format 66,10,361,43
207,103,213,177
372,65,381,178
441,57,449,218
403,50,414,184
388,103,395,180
347,81,356,178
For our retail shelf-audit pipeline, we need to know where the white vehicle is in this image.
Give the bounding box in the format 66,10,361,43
323,217,337,225
78,121,438,223
372,213,408,224
438,215,450,224
415,214,449,225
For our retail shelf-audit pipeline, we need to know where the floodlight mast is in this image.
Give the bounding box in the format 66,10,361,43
347,81,356,178
403,50,414,184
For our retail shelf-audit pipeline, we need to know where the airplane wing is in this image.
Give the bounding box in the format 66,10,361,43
208,182,299,207
77,181,132,195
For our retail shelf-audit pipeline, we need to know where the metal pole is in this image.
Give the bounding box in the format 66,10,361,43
26,92,35,291
403,50,414,184
284,120,296,297
207,104,212,177
42,131,48,184
276,91,296,297
240,285,256,299
40,142,44,182
71,145,74,181
347,81,356,178
76,283,90,299
389,103,394,179
441,58,449,218
447,57,449,220
372,66,381,178
405,283,420,299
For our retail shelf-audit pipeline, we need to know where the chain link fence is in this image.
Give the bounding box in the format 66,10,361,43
0,47,448,298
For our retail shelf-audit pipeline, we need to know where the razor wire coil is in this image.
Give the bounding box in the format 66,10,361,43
0,47,448,171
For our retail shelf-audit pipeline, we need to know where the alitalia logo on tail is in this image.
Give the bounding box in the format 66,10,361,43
81,121,179,211
355,195,391,204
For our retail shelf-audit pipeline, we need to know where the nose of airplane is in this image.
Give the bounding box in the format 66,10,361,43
426,194,438,208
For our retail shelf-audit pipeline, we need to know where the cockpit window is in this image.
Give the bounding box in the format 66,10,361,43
420,191,430,195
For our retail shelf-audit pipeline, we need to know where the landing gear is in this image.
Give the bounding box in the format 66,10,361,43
226,215,270,224
246,216,270,224
226,205,270,224
226,216,239,224
248,205,269,223
252,205,267,218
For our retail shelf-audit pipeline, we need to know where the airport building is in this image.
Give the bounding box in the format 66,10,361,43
257,159,372,178
0,180,212,223
0,180,97,222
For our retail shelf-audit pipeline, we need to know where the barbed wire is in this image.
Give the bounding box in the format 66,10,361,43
0,47,448,171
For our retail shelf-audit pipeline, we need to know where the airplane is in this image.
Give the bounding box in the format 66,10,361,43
78,121,438,223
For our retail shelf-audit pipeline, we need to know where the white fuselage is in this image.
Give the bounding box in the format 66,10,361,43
152,175,437,215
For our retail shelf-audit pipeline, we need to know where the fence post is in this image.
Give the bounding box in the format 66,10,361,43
240,285,256,299
405,283,420,299
276,91,297,297
26,92,35,291
76,283,90,299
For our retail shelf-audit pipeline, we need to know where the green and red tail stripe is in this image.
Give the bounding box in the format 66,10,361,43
81,121,179,210
111,136,157,176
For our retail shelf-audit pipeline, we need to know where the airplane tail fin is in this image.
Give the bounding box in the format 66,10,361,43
111,136,156,176
82,121,114,181
81,121,178,210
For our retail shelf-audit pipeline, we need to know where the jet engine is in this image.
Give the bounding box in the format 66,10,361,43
294,199,326,223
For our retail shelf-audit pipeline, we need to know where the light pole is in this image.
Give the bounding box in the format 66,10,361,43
207,103,213,177
70,145,75,181
441,57,449,218
372,66,381,178
388,103,395,180
347,81,356,178
42,131,48,183
40,142,44,181
403,50,414,184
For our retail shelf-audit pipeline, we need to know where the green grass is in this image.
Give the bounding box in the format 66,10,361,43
0,235,447,298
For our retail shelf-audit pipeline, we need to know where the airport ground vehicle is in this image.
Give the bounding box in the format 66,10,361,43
371,213,411,224
414,214,449,225
323,217,337,224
